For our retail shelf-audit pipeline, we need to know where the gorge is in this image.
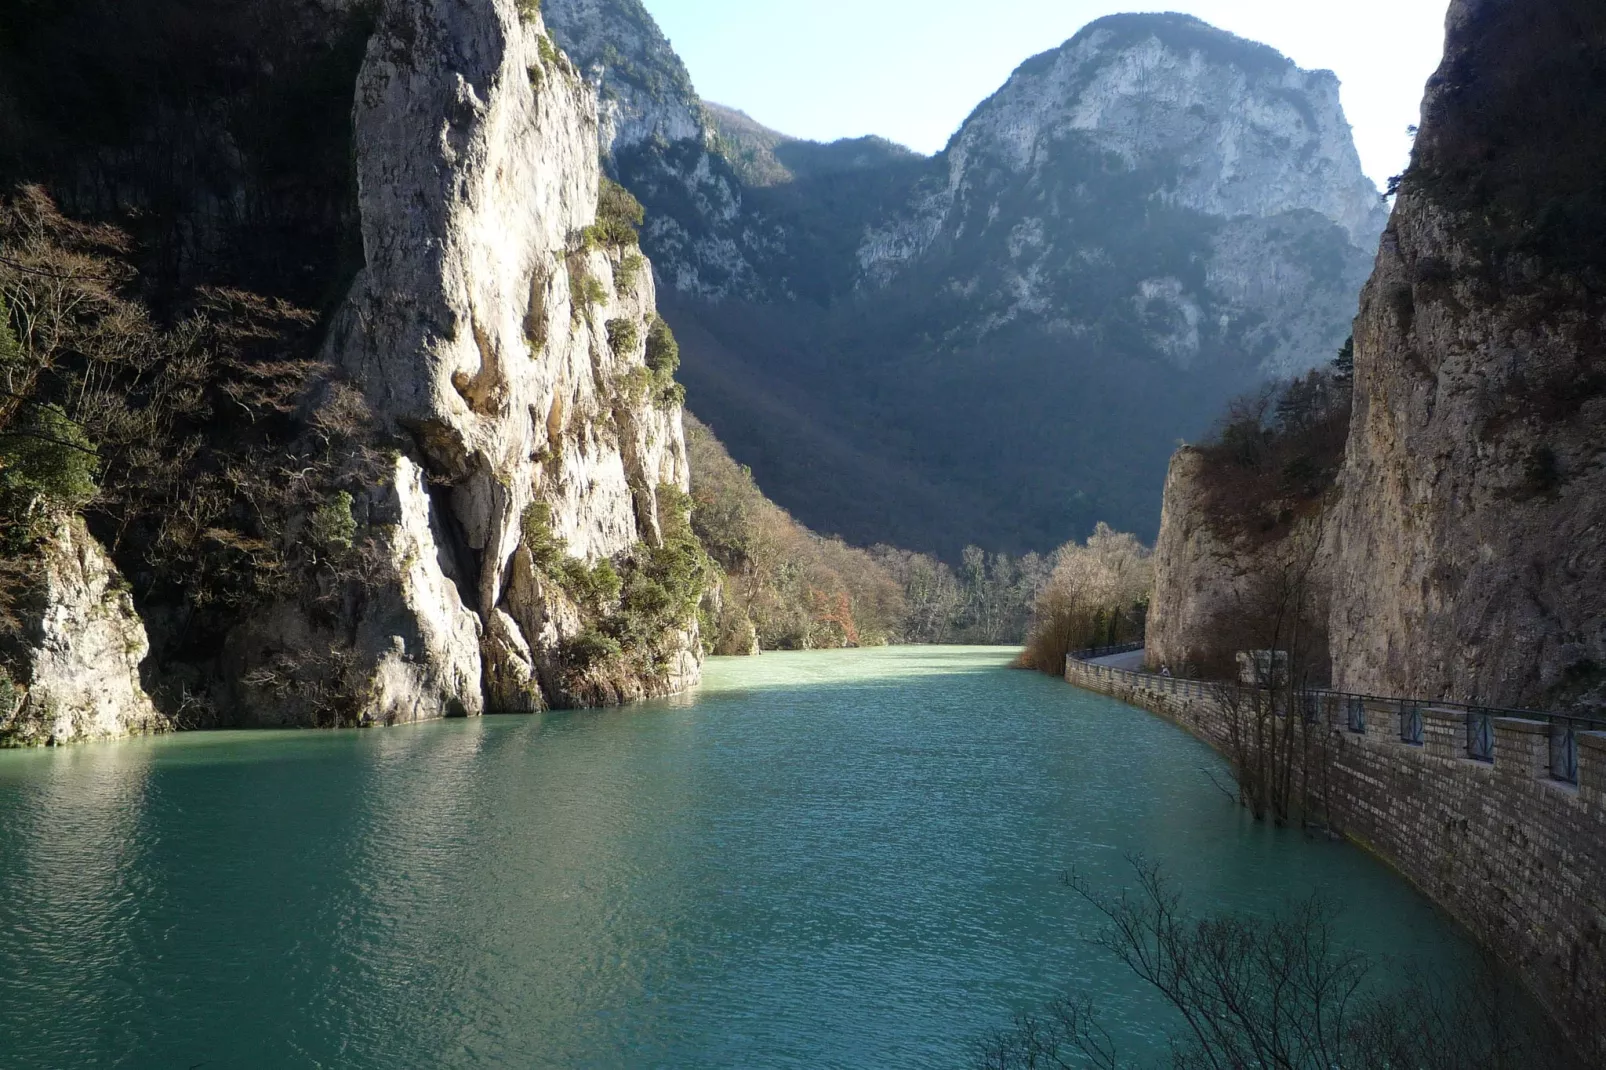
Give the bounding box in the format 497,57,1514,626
0,0,1603,1064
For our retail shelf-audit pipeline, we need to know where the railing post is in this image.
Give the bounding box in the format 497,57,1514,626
1345,696,1366,734
1362,700,1394,745
1550,721,1580,785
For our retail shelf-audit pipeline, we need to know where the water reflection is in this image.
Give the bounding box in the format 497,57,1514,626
0,649,1477,1070
0,741,156,1064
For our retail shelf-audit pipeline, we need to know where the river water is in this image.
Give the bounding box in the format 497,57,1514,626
0,648,1471,1069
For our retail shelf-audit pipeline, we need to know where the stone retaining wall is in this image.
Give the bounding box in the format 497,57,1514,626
1065,660,1606,1055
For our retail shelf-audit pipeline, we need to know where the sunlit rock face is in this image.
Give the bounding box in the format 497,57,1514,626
1323,0,1606,710
1,518,170,747
305,0,701,720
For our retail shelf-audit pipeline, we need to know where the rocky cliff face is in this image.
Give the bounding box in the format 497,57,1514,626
0,518,170,746
1145,450,1239,674
544,4,1384,554
1149,0,1606,713
1323,0,1606,709
1146,449,1329,679
539,0,701,151
252,0,703,721
0,0,706,741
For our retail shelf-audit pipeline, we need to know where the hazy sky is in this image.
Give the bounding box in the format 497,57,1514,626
638,0,1451,188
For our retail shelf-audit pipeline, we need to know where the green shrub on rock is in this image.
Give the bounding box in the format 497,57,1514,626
521,501,565,571
0,403,99,550
606,318,640,360
645,316,679,377
584,178,644,249
643,317,685,409
615,254,646,295
561,628,621,669
309,491,357,552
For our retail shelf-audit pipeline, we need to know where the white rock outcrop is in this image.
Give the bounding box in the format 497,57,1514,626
0,518,170,746
858,13,1386,377
309,0,699,719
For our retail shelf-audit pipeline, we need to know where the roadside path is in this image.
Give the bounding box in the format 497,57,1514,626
1088,649,1146,671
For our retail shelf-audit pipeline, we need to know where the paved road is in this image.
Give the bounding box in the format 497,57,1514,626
1088,649,1146,671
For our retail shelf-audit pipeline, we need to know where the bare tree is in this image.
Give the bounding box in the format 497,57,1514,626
1020,524,1153,673
1199,520,1332,826
978,859,1584,1070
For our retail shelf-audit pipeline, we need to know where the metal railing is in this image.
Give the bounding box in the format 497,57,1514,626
1467,710,1495,764
1070,641,1147,660
1067,655,1605,785
1399,703,1424,747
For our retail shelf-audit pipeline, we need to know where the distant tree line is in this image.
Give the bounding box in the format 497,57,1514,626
1015,525,1153,674
686,413,1077,652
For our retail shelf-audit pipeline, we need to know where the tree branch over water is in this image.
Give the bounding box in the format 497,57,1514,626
977,858,1586,1070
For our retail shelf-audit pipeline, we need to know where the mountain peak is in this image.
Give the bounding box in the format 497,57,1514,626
1069,11,1307,78
942,12,1383,249
541,0,703,152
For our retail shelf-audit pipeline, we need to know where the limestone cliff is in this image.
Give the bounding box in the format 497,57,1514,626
1145,450,1238,675
1150,0,1606,712
259,0,703,720
1324,0,1606,709
1146,449,1329,680
0,518,170,746
0,0,706,740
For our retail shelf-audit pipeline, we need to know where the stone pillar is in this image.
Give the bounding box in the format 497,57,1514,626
1493,718,1550,782
1362,700,1396,746
1423,708,1467,761
1579,732,1606,807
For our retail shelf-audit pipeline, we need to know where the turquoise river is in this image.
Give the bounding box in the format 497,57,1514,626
0,648,1475,1069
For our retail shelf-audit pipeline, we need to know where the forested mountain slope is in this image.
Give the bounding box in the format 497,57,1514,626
546,3,1385,556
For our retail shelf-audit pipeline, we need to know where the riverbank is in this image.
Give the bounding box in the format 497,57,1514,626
1063,656,1606,1056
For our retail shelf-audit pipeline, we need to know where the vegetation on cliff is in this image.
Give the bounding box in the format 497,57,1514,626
0,186,387,727
685,414,1052,651
1191,342,1353,543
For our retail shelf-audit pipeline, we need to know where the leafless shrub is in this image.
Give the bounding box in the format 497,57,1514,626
1019,525,1151,674
980,858,1585,1070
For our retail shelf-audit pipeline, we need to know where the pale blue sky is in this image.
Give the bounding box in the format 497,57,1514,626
638,0,1451,187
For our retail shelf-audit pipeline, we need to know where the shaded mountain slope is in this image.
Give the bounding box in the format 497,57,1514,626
546,4,1385,557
